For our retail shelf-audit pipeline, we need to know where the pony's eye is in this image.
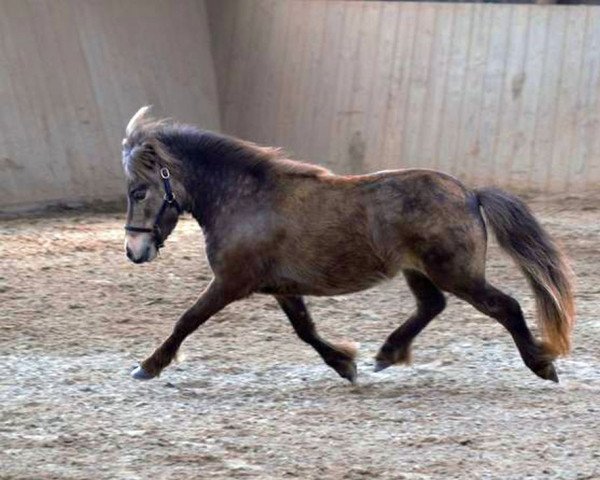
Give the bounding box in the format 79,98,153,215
131,188,147,202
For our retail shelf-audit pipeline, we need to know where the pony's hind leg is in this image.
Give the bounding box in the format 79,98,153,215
452,281,559,382
275,295,358,384
374,270,446,372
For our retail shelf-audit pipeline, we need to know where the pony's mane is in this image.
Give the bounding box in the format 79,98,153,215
122,106,330,181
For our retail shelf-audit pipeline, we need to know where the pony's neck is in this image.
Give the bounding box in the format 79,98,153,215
165,130,270,228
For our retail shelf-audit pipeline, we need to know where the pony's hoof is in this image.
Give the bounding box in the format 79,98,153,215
342,362,358,385
535,363,559,383
131,365,155,380
373,360,392,372
331,360,357,384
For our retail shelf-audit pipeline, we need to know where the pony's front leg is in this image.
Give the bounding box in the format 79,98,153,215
131,278,240,380
275,295,358,384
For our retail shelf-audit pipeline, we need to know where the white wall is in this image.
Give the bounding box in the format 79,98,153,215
2,0,598,211
207,0,600,193
0,0,220,211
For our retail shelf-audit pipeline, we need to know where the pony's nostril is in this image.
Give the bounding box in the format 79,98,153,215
126,246,134,260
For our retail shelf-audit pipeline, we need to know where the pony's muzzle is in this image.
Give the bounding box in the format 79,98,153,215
125,233,157,264
126,245,149,264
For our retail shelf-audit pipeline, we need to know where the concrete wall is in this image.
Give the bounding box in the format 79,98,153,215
2,0,598,210
0,0,220,211
207,0,600,193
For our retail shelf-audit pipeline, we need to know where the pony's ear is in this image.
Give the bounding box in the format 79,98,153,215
126,105,152,137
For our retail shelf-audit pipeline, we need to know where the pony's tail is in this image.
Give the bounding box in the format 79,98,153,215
476,188,575,356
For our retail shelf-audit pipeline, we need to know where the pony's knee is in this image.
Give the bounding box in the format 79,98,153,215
419,291,446,317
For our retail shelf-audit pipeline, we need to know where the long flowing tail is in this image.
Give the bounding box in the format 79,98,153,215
476,188,575,356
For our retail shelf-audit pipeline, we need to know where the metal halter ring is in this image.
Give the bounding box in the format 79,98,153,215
160,167,170,179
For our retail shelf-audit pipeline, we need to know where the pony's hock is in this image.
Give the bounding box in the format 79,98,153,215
122,106,575,386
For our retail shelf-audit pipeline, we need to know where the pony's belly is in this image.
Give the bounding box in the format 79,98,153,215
258,264,396,297
258,280,383,297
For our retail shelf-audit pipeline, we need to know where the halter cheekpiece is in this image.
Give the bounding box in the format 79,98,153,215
124,167,183,248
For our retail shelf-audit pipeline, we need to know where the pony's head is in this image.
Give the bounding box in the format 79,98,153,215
121,106,186,264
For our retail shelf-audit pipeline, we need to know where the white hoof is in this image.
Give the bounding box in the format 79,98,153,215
131,365,154,380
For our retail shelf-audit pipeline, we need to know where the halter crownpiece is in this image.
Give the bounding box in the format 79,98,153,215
124,166,183,248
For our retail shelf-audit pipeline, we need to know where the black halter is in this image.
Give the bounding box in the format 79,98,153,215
124,167,183,248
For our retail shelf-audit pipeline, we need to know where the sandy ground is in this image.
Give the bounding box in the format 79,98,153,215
1,196,599,480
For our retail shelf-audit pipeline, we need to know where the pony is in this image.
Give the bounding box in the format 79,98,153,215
122,107,574,384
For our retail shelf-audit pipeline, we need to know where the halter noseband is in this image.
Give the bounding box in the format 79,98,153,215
124,167,183,248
